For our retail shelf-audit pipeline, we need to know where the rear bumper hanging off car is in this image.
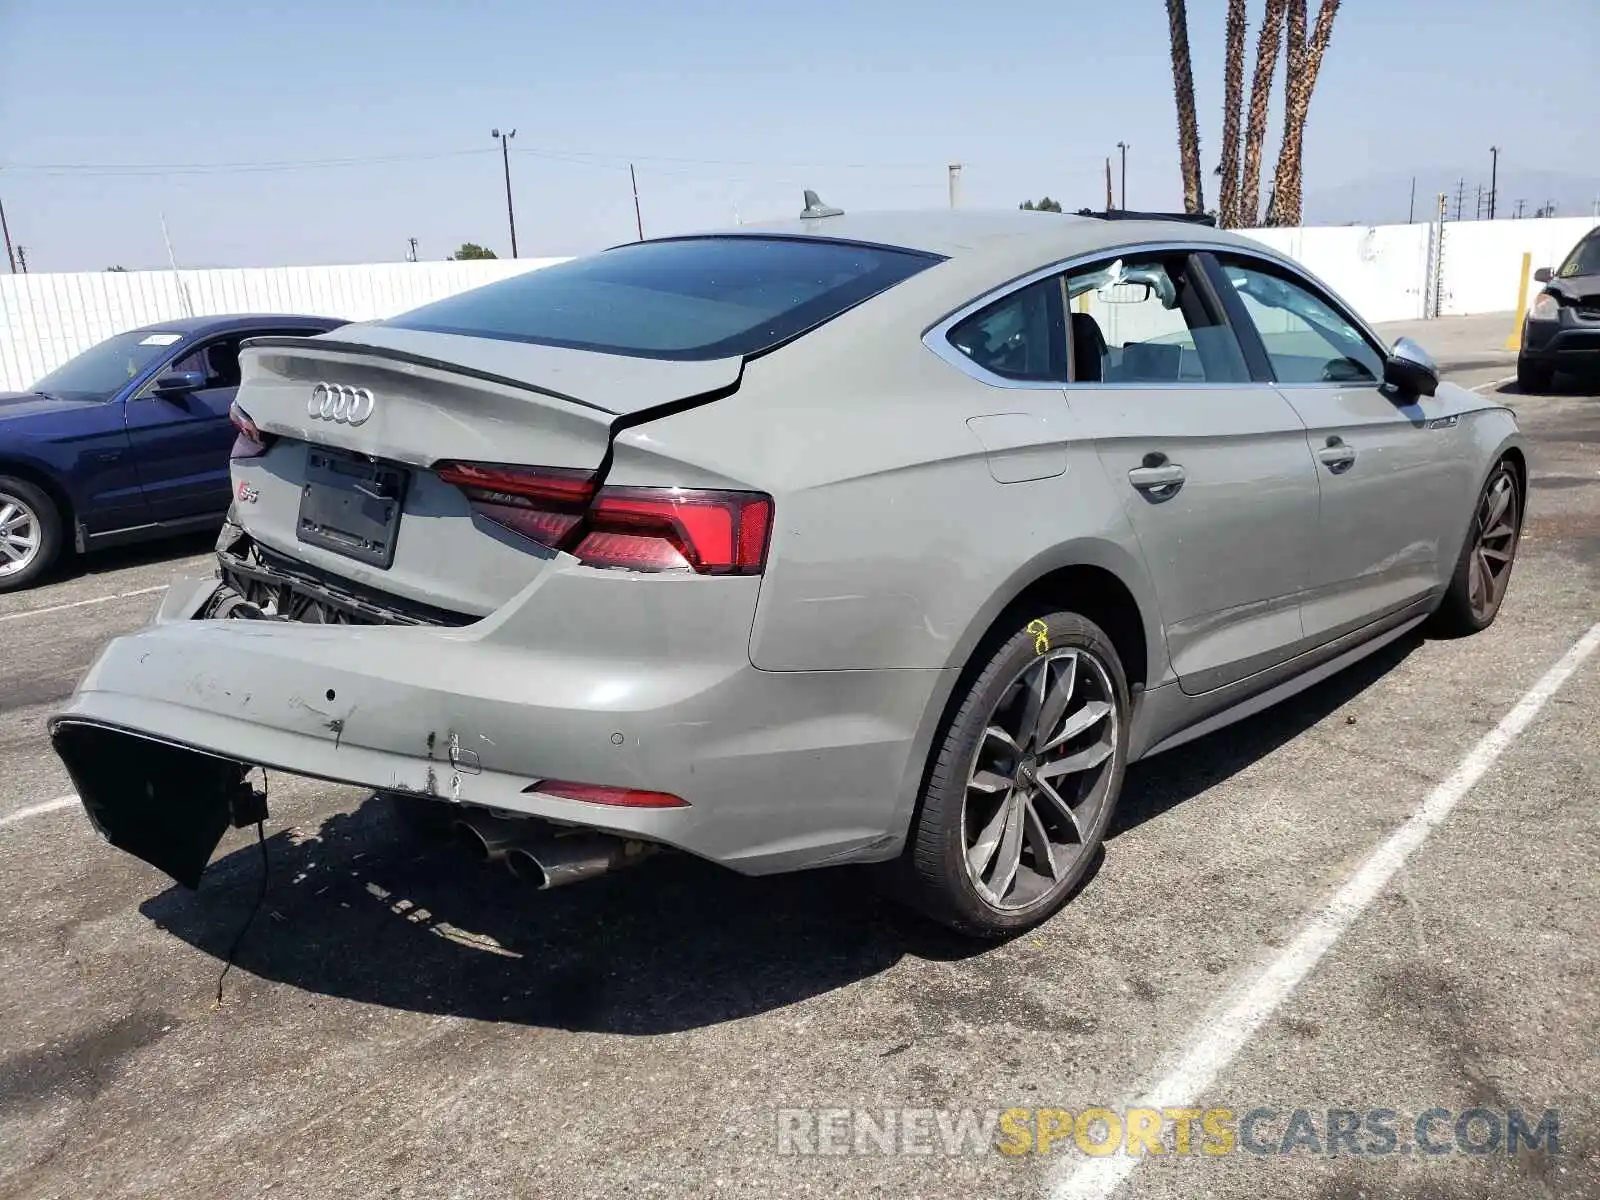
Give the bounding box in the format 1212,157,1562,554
48,569,944,888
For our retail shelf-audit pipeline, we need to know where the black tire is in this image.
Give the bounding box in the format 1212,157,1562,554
1431,458,1523,638
1516,356,1554,395
0,475,64,593
899,610,1130,937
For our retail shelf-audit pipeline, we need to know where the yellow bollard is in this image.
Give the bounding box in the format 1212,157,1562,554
1505,252,1532,351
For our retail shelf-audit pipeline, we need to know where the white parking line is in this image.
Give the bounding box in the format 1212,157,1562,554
1471,375,1516,393
1049,620,1600,1200
0,584,167,624
0,794,80,829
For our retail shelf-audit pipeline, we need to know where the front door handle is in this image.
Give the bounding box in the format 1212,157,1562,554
1317,436,1357,473
1128,453,1186,499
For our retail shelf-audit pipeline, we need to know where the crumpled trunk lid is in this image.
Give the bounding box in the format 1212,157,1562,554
228,327,743,617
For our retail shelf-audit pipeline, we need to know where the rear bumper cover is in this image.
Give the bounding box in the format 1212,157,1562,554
51,572,948,888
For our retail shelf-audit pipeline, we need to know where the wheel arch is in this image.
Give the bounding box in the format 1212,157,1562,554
885,540,1165,851
946,539,1163,692
0,458,76,544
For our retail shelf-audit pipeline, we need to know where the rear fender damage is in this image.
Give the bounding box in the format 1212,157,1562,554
50,720,263,889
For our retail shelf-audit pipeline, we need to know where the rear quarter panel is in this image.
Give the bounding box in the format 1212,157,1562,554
608,306,1165,681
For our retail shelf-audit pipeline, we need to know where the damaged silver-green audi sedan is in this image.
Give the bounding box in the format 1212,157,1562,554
50,201,1525,936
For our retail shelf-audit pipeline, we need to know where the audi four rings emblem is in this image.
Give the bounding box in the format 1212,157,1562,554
308,382,376,426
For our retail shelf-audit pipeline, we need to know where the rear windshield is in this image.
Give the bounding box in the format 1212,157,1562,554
384,236,941,360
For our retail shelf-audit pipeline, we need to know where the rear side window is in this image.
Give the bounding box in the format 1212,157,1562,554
386,236,941,360
947,277,1066,382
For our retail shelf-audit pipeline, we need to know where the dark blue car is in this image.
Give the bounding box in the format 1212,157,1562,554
0,313,344,591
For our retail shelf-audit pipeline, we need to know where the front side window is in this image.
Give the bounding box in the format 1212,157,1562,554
1063,255,1249,384
1221,262,1385,385
947,277,1065,382
164,337,243,390
385,236,940,361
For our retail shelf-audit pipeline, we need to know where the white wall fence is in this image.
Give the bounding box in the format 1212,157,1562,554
1245,215,1598,324
3,215,1596,391
0,258,568,392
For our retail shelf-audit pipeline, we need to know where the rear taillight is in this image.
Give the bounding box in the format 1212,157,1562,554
229,401,274,460
437,462,773,575
435,462,595,547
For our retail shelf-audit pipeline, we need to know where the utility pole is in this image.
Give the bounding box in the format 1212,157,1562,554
491,127,518,257
1115,141,1129,209
1475,183,1484,221
1488,145,1500,220
14,245,28,273
947,163,962,209
1514,199,1526,219
0,189,14,274
1453,177,1466,222
406,237,419,263
629,163,643,241
1429,193,1447,318
1408,176,1416,224
1104,158,1113,210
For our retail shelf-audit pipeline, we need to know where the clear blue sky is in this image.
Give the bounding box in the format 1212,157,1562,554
1,0,1596,271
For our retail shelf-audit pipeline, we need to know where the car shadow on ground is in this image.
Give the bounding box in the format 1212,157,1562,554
1109,629,1421,837
51,528,218,584
139,630,1423,1036
141,807,984,1035
1493,375,1599,398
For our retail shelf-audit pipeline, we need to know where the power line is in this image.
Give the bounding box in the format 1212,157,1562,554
6,149,497,177
6,144,950,179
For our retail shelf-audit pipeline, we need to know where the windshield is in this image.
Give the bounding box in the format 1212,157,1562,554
31,330,185,399
1557,233,1600,279
384,236,941,360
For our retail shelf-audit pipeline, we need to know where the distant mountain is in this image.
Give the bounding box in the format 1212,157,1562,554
1302,168,1600,227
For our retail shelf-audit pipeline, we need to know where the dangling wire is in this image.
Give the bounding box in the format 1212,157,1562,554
215,769,271,1006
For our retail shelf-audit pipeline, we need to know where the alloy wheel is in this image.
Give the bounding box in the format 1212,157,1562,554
0,491,42,578
1468,467,1519,622
961,647,1121,911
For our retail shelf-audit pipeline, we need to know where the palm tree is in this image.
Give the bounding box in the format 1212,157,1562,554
1216,0,1248,227
1165,0,1205,215
1240,0,1287,227
1266,0,1341,226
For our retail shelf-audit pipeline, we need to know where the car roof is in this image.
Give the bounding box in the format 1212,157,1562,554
130,313,343,336
714,208,1253,261
685,209,1281,332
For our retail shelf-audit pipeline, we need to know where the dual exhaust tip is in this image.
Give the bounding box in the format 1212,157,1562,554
451,811,653,890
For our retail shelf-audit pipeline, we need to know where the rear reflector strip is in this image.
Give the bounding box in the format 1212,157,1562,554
525,779,689,808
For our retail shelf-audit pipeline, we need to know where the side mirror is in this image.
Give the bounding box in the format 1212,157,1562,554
1384,337,1439,398
154,370,206,396
1533,267,1553,284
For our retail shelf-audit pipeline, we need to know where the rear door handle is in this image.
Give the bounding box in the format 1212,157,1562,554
1317,436,1357,473
1128,454,1186,498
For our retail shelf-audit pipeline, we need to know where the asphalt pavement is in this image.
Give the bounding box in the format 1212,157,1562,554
0,330,1596,1200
